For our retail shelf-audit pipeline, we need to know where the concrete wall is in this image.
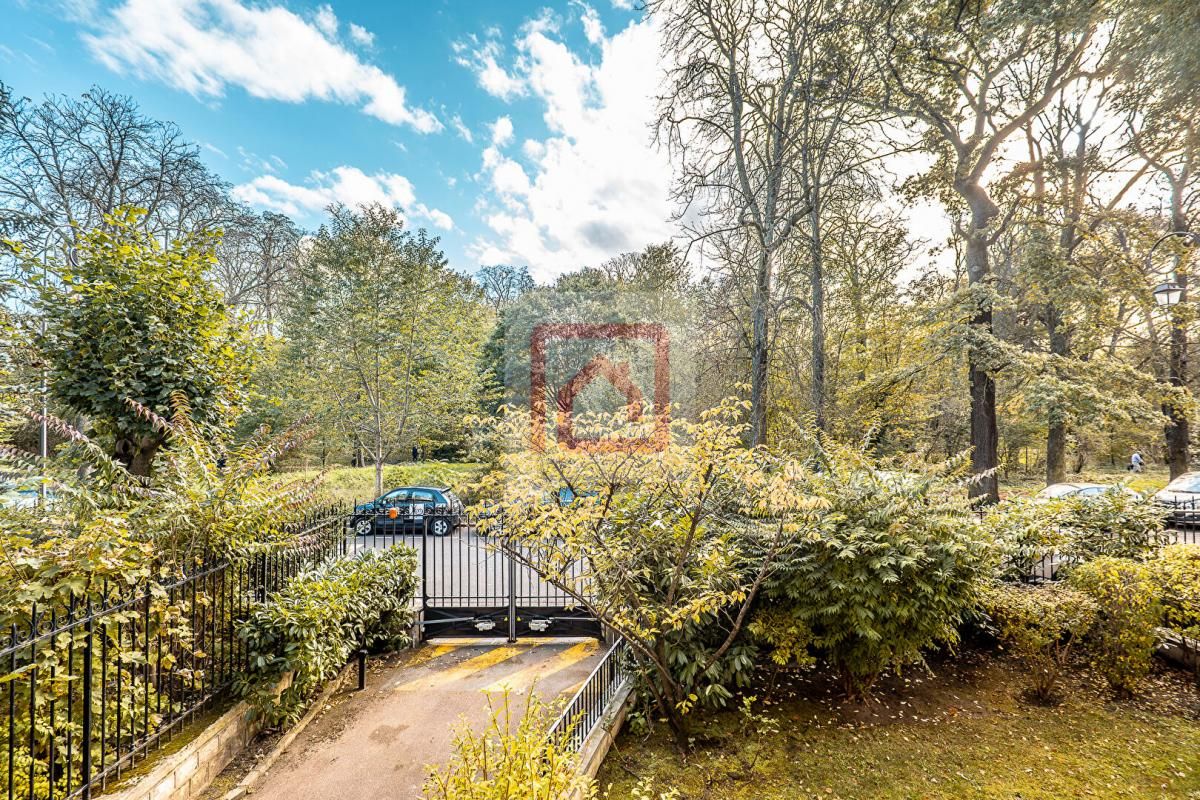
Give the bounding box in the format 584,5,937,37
99,701,263,800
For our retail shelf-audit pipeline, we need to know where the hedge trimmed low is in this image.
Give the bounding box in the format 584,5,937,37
235,546,419,722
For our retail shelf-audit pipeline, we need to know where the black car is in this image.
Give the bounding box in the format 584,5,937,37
349,486,466,536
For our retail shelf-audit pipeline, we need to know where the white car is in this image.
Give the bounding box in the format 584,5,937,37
1037,482,1139,501
1153,472,1200,521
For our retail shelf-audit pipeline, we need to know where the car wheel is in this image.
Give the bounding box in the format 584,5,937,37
430,517,451,537
354,518,374,536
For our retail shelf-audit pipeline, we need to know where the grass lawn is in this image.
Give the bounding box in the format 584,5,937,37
597,651,1200,799
284,461,487,505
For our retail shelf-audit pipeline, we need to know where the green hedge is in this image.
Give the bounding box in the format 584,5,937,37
984,492,1170,580
235,547,419,722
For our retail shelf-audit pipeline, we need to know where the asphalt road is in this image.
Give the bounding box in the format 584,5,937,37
249,638,604,800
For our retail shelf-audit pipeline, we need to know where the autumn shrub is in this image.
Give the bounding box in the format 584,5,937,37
986,492,1170,581
1148,545,1200,675
1067,557,1162,695
982,499,1069,580
236,547,419,723
982,582,1097,702
422,691,593,800
762,452,996,699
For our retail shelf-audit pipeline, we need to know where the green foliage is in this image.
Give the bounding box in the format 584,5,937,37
982,498,1068,580
126,393,324,561
763,449,996,699
236,547,419,723
983,582,1097,703
1150,545,1200,637
1068,557,1162,696
33,207,253,474
747,606,815,670
281,203,492,494
1148,545,1200,675
478,398,815,744
985,493,1171,580
422,691,594,800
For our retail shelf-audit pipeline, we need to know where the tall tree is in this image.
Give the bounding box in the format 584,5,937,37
881,0,1103,501
1117,0,1200,478
34,207,252,475
286,204,490,494
475,264,535,310
652,0,815,444
0,85,228,255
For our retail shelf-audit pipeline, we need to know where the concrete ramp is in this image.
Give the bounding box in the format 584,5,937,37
250,638,603,800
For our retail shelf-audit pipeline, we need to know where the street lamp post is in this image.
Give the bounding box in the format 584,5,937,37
1146,230,1200,479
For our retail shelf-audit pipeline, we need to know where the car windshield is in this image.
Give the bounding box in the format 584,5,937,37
1038,484,1079,498
1164,475,1200,493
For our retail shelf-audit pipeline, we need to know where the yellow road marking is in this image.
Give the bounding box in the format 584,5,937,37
392,644,540,692
481,641,599,694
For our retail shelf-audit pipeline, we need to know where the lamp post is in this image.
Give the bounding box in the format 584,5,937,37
1147,230,1200,479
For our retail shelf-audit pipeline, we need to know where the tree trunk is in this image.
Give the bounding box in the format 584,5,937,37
810,208,827,431
1045,303,1068,485
748,250,771,446
961,183,1000,504
1165,201,1191,479
114,434,161,477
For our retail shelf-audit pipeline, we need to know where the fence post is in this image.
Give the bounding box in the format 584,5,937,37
507,539,518,644
81,608,94,800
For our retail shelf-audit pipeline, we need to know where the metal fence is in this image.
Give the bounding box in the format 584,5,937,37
338,508,599,639
546,637,631,754
982,501,1200,582
0,507,345,800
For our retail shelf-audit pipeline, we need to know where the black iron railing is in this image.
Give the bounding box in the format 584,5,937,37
0,507,345,800
547,638,631,754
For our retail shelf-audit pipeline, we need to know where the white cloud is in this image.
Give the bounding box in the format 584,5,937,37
610,0,635,9
348,22,374,48
453,36,526,100
465,15,674,280
313,4,337,37
451,114,474,143
232,166,452,232
490,115,514,146
85,0,440,133
579,4,605,45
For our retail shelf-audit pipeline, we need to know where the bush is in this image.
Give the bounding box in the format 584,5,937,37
763,457,996,699
1148,545,1200,674
1059,492,1171,563
985,493,1170,581
983,499,1069,580
236,547,419,722
982,582,1097,702
422,691,593,800
1067,557,1162,695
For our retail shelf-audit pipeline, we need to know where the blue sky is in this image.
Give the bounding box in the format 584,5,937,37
1,0,677,280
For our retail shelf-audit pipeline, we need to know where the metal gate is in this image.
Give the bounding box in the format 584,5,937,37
341,513,601,640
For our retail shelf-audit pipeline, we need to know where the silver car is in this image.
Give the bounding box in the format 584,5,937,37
1153,472,1200,522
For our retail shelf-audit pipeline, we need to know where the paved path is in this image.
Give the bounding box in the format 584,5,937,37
250,637,602,800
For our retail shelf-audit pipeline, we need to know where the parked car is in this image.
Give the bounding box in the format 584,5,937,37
1037,482,1139,501
349,486,466,536
1153,472,1200,521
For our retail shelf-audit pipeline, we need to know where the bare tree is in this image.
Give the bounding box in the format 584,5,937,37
0,85,228,256
652,0,816,444
476,264,536,310
213,209,303,332
881,0,1103,502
